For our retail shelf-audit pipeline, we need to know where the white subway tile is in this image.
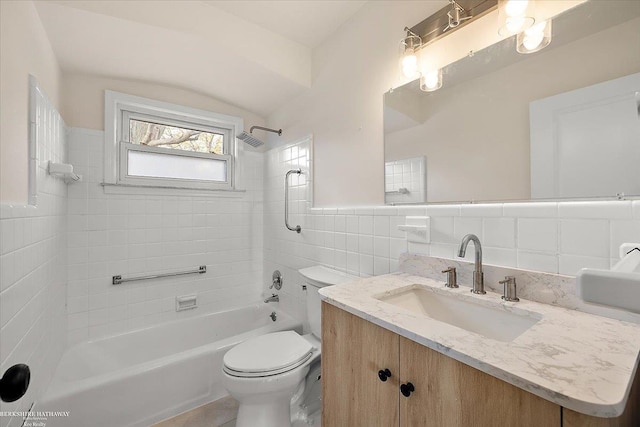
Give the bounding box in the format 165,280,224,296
559,254,610,276
68,296,88,314
425,205,460,217
373,257,390,276
407,242,430,255
389,216,405,239
517,251,558,274
453,217,483,241
633,201,640,219
430,217,455,244
428,243,456,259
517,219,557,252
373,216,390,237
346,234,358,252
503,202,557,218
355,207,375,215
67,312,88,330
397,206,427,216
346,252,359,275
358,216,374,235
560,219,609,258
389,238,407,260
345,216,358,233
558,201,632,219
374,207,398,216
373,237,390,258
483,247,517,268
359,254,374,276
358,235,374,255
483,218,515,249
460,204,503,217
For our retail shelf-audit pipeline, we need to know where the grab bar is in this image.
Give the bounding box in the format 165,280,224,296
285,169,302,233
112,265,206,285
385,188,410,194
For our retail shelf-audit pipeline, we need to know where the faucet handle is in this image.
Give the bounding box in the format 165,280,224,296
499,276,519,302
441,267,458,288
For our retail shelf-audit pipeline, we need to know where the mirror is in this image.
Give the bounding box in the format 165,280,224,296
384,1,640,204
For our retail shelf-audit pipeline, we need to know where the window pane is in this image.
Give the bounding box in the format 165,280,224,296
129,119,224,154
128,150,227,182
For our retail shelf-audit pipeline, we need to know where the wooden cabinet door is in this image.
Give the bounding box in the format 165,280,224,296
399,337,561,427
322,302,400,427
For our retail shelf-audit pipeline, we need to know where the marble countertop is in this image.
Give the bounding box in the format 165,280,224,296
319,273,640,417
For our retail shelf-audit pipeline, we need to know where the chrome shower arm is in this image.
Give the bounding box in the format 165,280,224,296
250,125,282,136
285,169,302,233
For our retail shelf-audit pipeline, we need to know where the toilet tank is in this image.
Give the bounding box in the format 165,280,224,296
299,266,356,338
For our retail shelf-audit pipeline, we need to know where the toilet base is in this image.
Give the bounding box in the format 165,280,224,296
235,396,292,427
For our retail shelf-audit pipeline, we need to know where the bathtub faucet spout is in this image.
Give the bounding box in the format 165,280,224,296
264,294,279,303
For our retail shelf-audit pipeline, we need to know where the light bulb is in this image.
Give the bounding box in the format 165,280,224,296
402,52,419,78
505,0,529,17
498,0,534,36
517,19,552,54
522,31,544,50
506,16,527,33
420,69,442,92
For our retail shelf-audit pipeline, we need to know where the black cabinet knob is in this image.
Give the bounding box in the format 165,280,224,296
0,364,30,403
400,382,415,397
378,368,392,382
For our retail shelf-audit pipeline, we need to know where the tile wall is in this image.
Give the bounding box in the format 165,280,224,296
0,82,67,427
263,140,640,327
65,128,264,344
384,156,426,204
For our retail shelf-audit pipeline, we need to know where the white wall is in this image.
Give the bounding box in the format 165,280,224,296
61,73,267,136
0,83,67,427
0,0,61,204
267,1,444,206
65,128,265,344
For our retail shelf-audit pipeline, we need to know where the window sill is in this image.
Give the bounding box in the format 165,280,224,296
101,183,247,198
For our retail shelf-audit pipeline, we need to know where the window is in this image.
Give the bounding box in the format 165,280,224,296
105,91,244,191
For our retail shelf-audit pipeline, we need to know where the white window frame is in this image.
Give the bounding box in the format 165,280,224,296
104,90,244,191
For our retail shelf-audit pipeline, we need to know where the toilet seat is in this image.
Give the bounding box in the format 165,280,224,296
223,331,314,378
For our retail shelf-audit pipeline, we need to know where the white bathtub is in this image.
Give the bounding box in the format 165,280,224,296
36,304,301,427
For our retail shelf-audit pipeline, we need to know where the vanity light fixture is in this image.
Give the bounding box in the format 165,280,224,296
420,69,443,92
497,0,535,36
516,19,552,53
443,0,473,32
400,27,422,79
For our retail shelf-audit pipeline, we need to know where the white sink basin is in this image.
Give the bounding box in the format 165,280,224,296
376,286,540,342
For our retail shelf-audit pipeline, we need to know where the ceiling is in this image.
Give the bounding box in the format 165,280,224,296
203,1,367,48
34,1,368,117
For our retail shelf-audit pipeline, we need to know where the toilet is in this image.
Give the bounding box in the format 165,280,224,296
222,266,355,427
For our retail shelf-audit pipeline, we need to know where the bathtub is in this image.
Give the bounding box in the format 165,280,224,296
36,304,301,427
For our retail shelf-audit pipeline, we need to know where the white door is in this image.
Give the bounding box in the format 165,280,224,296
530,73,640,199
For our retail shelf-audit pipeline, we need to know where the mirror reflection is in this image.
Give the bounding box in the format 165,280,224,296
384,1,640,204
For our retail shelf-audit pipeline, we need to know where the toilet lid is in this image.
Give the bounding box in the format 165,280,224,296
223,331,313,376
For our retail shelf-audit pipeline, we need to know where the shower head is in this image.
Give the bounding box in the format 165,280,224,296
237,131,265,147
237,125,282,147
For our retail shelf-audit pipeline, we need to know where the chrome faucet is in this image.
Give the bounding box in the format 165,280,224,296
264,294,279,303
457,234,485,294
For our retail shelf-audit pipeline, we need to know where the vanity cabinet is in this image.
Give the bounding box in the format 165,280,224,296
321,301,399,426
321,302,639,427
